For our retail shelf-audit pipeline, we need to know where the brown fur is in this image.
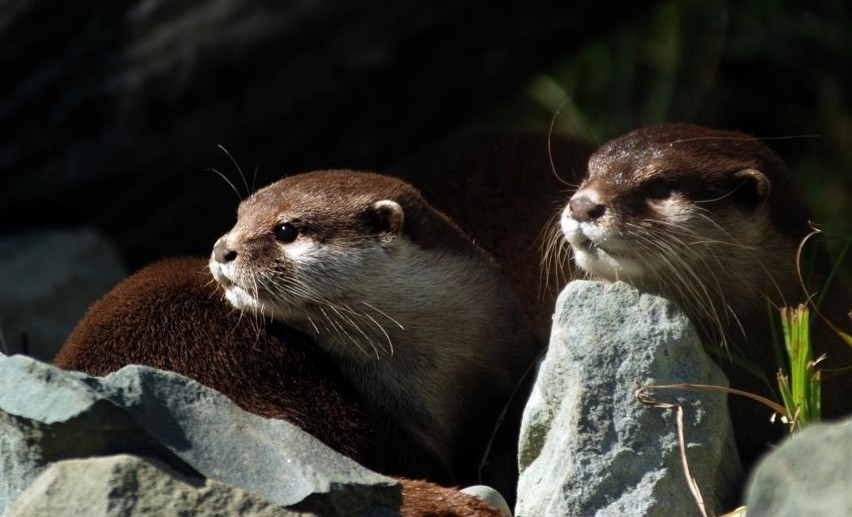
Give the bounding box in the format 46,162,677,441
391,129,596,340
559,124,852,467
399,479,504,517
54,257,375,462
238,170,480,257
53,257,507,514
389,131,594,505
210,170,541,490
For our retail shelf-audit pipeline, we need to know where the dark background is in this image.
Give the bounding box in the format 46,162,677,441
2,0,849,269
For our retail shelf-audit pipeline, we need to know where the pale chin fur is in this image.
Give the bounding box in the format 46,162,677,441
560,207,647,282
209,258,279,318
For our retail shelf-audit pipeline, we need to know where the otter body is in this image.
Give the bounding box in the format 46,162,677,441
391,130,595,340
210,170,540,484
54,257,374,461
54,257,507,515
558,124,852,466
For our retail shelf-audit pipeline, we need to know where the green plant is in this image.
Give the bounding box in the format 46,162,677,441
776,304,821,431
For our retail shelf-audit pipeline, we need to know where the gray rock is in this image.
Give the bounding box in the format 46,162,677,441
516,281,743,517
461,485,512,517
0,227,126,360
7,454,300,517
0,355,399,515
744,419,852,516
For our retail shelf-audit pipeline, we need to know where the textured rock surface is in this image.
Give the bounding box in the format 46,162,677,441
7,454,303,517
516,281,743,516
0,228,126,360
0,355,399,515
745,419,852,516
461,485,512,517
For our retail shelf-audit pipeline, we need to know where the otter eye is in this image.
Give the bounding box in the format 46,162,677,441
275,223,299,243
644,178,672,200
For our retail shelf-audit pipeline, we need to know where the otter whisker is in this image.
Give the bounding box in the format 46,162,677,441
306,316,321,335
626,224,730,348
319,306,373,358
539,217,567,297
348,303,395,356
207,167,242,202
359,311,394,356
267,274,397,358
654,229,739,350
361,301,405,331
330,305,385,359
217,144,251,199
690,211,792,306
239,272,262,333
655,210,793,315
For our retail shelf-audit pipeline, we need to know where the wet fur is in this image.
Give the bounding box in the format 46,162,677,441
554,124,852,467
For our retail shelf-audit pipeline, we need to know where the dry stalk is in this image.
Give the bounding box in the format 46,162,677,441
635,385,709,517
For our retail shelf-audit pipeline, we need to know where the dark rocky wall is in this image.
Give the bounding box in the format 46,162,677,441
0,2,647,269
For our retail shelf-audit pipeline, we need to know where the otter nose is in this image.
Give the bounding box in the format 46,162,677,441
213,241,237,263
568,195,605,222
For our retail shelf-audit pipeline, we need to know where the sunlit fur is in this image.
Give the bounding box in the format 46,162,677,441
212,235,401,358
548,125,810,359
543,124,838,468
563,194,796,355
209,170,539,481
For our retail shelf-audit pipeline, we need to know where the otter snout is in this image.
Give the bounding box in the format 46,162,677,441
213,239,237,264
567,193,605,223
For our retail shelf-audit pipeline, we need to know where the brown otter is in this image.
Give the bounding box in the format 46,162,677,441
556,123,852,466
209,169,541,487
53,256,374,461
387,131,596,506
391,129,596,340
53,257,506,516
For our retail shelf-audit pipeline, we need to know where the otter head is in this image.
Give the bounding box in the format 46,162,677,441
559,124,809,345
209,169,483,356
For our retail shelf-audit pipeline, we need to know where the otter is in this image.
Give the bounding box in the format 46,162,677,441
209,169,541,487
556,123,852,466
391,129,596,341
54,257,375,461
53,257,507,516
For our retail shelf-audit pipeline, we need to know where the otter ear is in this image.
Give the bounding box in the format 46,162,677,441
368,200,404,245
732,168,771,208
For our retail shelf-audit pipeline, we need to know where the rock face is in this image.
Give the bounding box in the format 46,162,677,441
516,281,743,516
0,227,126,360
0,355,400,515
745,419,852,516
7,455,303,517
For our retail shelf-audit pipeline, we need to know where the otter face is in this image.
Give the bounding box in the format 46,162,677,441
561,167,770,287
209,171,405,324
557,126,799,349
560,125,774,290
